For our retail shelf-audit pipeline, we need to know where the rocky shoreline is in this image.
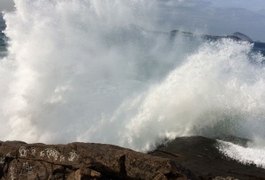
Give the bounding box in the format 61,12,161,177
0,140,192,179
0,137,264,180
150,136,265,180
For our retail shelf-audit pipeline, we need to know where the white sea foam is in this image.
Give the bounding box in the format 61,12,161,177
0,1,265,169
218,140,265,168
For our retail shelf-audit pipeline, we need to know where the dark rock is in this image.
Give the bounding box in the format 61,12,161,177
149,136,265,180
0,141,192,180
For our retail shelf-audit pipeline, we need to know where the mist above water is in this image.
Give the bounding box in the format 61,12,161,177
0,0,265,156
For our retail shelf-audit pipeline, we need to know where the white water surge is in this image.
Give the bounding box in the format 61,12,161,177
1,0,265,167
218,140,265,168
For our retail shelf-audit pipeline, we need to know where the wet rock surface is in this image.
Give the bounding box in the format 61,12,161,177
150,136,265,180
0,141,191,180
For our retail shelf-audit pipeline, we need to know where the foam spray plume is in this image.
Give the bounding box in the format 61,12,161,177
1,0,265,167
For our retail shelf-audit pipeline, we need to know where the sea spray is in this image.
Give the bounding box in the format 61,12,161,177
105,40,265,150
0,1,265,166
218,140,265,168
1,0,200,143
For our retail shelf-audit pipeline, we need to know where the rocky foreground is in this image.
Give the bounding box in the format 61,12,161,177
0,140,193,180
0,137,264,180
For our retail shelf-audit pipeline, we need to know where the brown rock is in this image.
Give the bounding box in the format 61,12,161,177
0,141,191,180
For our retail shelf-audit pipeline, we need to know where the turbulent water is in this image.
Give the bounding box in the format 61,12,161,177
1,0,265,167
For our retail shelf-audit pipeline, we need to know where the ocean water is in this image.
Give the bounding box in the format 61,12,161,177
1,0,265,168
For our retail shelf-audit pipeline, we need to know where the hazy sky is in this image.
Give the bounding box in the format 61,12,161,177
1,0,265,12
211,0,265,12
0,0,14,12
0,0,265,40
156,0,265,41
1,0,264,13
